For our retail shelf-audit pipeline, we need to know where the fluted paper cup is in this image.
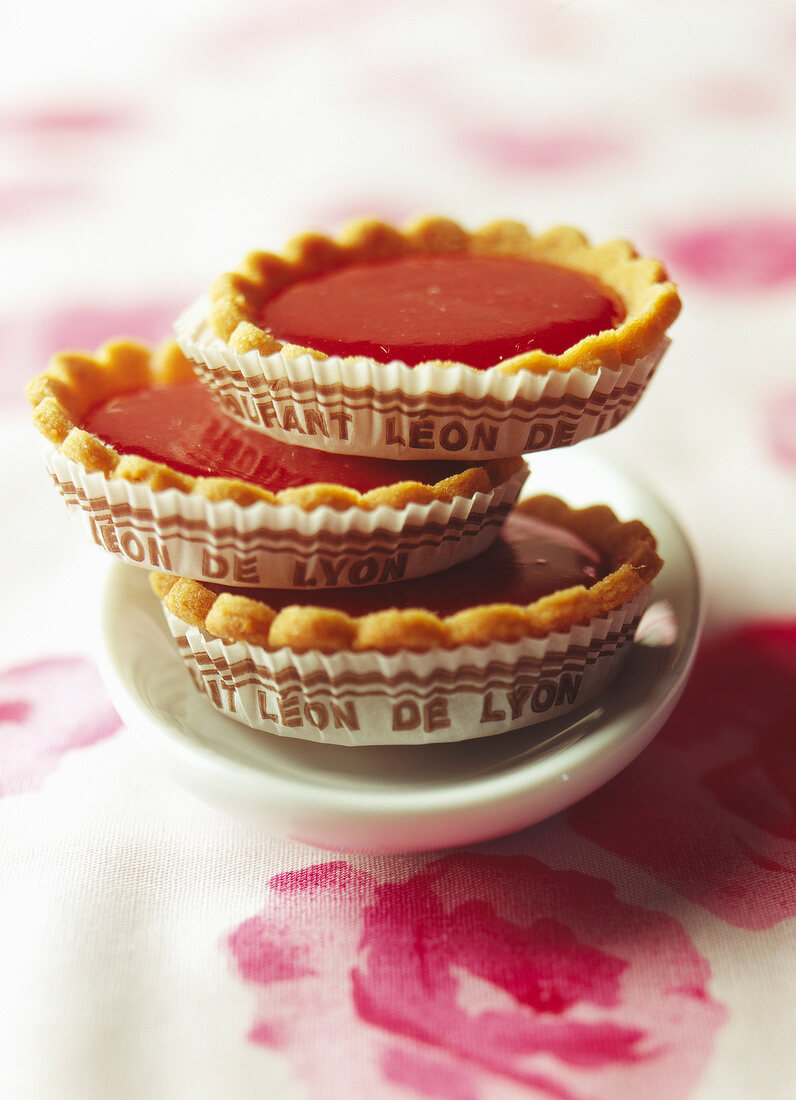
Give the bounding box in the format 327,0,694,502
157,590,650,745
40,442,528,587
176,297,669,461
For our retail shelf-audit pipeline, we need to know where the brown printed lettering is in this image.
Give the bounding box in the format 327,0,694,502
98,522,120,554
303,408,329,437
409,419,435,449
253,400,278,430
202,549,229,580
319,558,349,586
424,697,450,733
553,420,576,447
304,702,329,730
218,391,243,419
524,423,553,450
239,392,260,424
439,420,468,452
392,700,421,731
480,692,506,724
120,530,145,563
281,405,305,434
207,678,236,711
268,377,292,396
257,691,279,723
531,680,557,713
385,417,406,447
507,683,533,719
278,694,302,728
379,554,407,583
294,553,409,588
88,516,103,548
94,521,174,572
292,560,317,587
472,421,499,452
147,538,172,572
233,555,259,585
349,557,378,586
329,410,353,440
556,673,581,707
221,389,260,425
330,700,360,731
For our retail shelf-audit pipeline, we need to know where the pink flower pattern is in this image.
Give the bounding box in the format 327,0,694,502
459,128,629,174
659,218,796,290
0,107,133,136
569,622,796,929
0,656,121,797
764,389,796,468
227,855,725,1099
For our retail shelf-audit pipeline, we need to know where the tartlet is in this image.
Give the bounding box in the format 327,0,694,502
149,495,663,744
176,215,681,460
27,339,528,586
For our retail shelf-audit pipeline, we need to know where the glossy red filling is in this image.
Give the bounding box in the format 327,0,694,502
222,511,607,617
260,253,625,369
82,382,470,493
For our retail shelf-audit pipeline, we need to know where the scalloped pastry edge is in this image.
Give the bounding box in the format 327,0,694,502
26,338,526,509
150,494,663,653
207,215,681,377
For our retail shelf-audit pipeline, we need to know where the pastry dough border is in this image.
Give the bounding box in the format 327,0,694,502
26,338,525,509
151,494,663,653
208,215,681,377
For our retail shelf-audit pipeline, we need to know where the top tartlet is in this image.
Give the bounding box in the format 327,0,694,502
207,215,680,377
177,216,680,460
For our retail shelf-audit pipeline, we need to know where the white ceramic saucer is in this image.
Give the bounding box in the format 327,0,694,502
97,449,702,854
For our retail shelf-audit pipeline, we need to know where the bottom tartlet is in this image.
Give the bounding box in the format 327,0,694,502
149,495,662,744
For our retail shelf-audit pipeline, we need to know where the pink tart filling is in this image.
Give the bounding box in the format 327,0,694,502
82,381,471,493
260,253,625,369
221,510,607,616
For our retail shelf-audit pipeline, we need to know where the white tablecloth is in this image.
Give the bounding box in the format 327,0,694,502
2,3,795,1097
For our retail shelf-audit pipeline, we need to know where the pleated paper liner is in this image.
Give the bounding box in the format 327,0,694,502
156,589,649,745
40,442,528,587
176,297,669,461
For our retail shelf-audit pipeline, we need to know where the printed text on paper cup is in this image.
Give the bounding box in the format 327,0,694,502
194,671,584,732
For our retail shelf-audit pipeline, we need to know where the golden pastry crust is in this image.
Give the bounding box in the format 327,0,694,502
26,338,525,509
207,215,681,377
150,494,663,653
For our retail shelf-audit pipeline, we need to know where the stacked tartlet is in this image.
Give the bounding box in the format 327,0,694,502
28,216,677,744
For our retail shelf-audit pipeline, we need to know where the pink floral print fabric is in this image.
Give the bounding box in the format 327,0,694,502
569,622,796,929
0,656,121,797
228,854,725,1099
